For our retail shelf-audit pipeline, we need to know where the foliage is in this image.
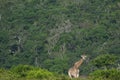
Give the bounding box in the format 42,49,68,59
91,54,118,69
0,68,19,80
11,65,34,77
89,69,120,80
0,65,70,80
0,0,120,77
27,68,54,79
1,65,120,80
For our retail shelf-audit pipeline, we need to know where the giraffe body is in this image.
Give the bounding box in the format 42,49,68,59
68,66,79,78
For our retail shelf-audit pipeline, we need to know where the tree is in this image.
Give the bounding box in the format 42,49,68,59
91,54,118,69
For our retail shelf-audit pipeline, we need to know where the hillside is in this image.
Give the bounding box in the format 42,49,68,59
0,0,120,79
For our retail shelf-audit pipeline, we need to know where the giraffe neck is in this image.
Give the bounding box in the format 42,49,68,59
74,58,84,69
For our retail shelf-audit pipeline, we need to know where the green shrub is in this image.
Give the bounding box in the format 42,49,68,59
0,68,19,80
10,65,34,77
91,54,118,69
89,69,120,80
27,68,54,79
57,74,70,80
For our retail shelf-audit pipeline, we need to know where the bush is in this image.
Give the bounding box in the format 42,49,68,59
0,68,19,80
10,65,57,79
91,54,118,69
27,69,54,79
10,65,34,77
89,69,120,80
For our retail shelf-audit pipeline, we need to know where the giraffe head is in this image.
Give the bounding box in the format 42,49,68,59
81,55,87,60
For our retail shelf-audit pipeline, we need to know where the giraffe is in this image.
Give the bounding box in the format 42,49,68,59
68,54,87,78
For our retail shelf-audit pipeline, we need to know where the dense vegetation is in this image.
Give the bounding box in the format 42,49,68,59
0,0,120,80
0,65,120,80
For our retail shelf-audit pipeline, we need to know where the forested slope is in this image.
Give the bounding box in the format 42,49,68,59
0,0,120,76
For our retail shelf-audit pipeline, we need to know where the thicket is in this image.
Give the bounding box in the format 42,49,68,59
0,65,120,80
0,65,70,80
0,0,120,78
88,54,120,80
89,69,120,80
